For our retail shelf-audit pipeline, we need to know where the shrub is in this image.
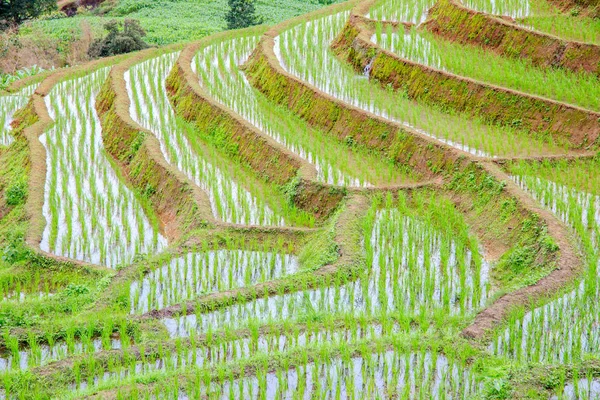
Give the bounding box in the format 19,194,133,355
88,19,148,58
225,0,263,30
0,0,56,29
5,180,27,206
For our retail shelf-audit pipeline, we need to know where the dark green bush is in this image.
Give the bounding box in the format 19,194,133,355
88,19,149,58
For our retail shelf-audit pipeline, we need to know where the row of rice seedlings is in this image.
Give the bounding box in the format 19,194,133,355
373,26,600,111
517,1,600,45
1,286,53,303
275,11,565,157
367,0,436,24
0,84,37,146
0,322,124,372
366,198,490,314
464,0,600,45
0,269,58,302
551,374,600,400
490,170,600,364
193,35,410,187
70,318,400,391
130,249,300,314
162,194,489,338
126,53,283,226
160,348,481,399
38,68,167,267
461,0,531,18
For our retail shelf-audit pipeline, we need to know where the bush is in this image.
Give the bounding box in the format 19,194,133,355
0,0,56,29
88,19,148,58
5,180,27,206
225,0,263,30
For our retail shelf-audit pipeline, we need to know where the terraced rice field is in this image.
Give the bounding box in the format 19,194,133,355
1,0,600,398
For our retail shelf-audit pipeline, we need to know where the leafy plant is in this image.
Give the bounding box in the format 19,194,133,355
5,180,27,206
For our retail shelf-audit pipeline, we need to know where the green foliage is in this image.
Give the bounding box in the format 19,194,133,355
0,0,56,28
88,19,149,58
499,245,536,276
225,0,263,30
5,179,27,206
0,65,45,91
282,175,302,203
493,216,558,290
205,126,239,157
1,237,30,264
64,284,91,297
111,0,159,16
485,379,512,399
17,0,342,52
141,183,156,199
35,10,66,21
448,167,506,207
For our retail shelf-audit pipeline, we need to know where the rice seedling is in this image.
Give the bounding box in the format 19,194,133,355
129,249,300,314
0,331,121,372
162,192,489,338
462,0,600,45
126,52,285,226
38,68,167,267
71,318,401,391
373,27,600,111
166,347,481,399
519,10,600,45
275,11,565,157
490,162,600,364
552,376,600,400
367,0,436,24
0,83,37,146
460,0,531,18
193,34,412,187
0,270,52,302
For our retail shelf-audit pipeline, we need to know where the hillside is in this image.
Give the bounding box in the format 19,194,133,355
1,0,600,398
1,0,338,73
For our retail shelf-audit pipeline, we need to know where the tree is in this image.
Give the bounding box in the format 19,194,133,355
88,19,148,58
225,0,263,30
0,0,56,29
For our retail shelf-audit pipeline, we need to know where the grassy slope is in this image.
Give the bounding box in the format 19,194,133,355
17,0,339,54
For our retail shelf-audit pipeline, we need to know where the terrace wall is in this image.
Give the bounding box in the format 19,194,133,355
167,28,345,222
96,46,211,239
244,0,582,339
14,55,136,272
333,7,600,148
